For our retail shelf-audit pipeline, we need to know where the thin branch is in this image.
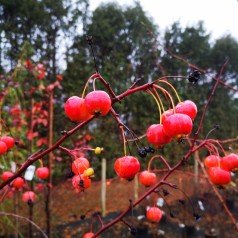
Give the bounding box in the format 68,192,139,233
0,212,48,237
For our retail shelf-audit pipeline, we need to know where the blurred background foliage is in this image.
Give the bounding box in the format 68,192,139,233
1,0,238,180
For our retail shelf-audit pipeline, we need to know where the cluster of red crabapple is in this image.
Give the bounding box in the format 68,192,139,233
63,78,238,235
204,153,238,186
1,134,50,204
64,87,198,225
1,70,238,237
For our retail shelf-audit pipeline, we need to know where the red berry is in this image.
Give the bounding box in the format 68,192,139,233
139,171,156,187
208,167,231,185
114,156,140,180
22,191,35,203
175,100,197,120
36,167,50,179
64,96,92,122
13,177,25,189
146,124,172,147
72,157,90,175
220,153,238,172
34,183,45,192
146,207,162,222
0,141,8,155
1,171,13,181
161,109,174,124
72,174,91,191
0,136,15,150
84,90,111,116
163,113,193,139
83,232,95,238
204,155,220,168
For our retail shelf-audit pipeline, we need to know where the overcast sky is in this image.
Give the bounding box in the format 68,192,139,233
89,0,238,41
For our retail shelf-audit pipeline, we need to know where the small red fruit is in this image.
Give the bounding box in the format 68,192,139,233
1,171,13,181
161,109,174,124
220,153,238,172
83,232,95,238
64,96,92,122
204,155,220,168
22,191,35,204
208,167,231,185
72,157,90,175
146,124,172,147
13,177,25,189
72,174,91,191
175,100,197,120
139,171,156,187
0,136,15,150
146,207,163,222
163,113,193,139
36,167,50,179
114,156,140,180
84,90,111,116
0,141,8,155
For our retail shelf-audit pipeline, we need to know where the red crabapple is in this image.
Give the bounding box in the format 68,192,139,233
1,171,13,181
0,141,8,155
64,96,92,122
22,191,35,204
146,124,172,147
204,155,220,169
36,167,50,179
84,90,111,116
13,177,25,189
72,174,91,191
220,153,238,172
163,113,193,139
71,157,90,175
114,156,140,180
161,109,174,124
175,100,197,120
0,136,15,150
146,207,163,222
139,171,156,187
208,167,231,185
83,232,95,238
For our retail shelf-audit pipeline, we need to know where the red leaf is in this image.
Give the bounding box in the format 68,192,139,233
27,130,39,141
36,137,48,147
56,75,63,80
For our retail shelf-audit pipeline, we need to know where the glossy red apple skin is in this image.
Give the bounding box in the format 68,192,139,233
208,167,231,185
175,100,197,120
204,155,220,169
0,141,8,155
0,136,15,150
146,124,172,147
64,96,92,122
1,171,14,181
114,156,140,180
22,191,35,203
72,174,91,191
139,171,156,187
13,177,25,189
146,207,163,222
36,167,50,179
71,157,90,175
84,90,111,116
220,153,238,172
163,113,193,139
